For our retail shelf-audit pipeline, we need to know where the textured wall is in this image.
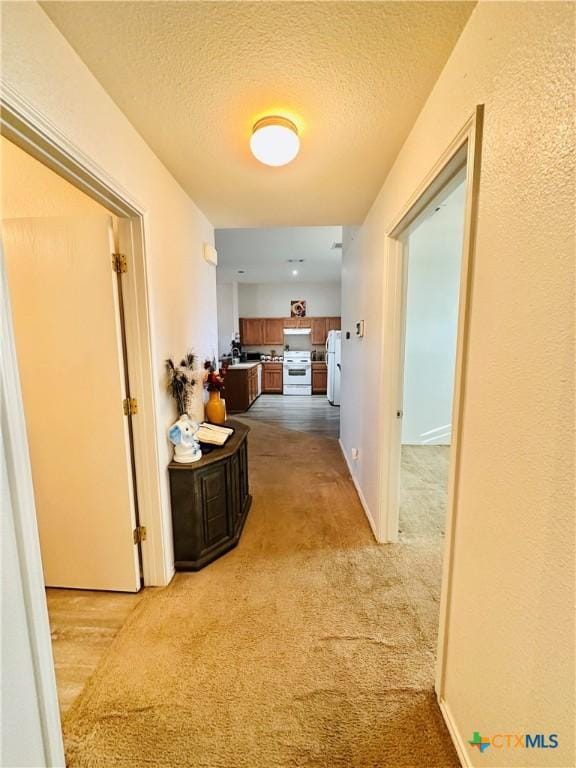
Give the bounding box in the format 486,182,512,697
340,3,574,766
1,2,218,585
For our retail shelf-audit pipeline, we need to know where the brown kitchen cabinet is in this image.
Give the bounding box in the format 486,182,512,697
262,362,283,393
248,364,259,403
239,318,264,346
263,318,284,345
326,317,341,333
223,364,261,412
311,318,327,345
312,362,328,394
239,316,341,346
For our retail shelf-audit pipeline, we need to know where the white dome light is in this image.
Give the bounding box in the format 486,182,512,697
250,116,300,167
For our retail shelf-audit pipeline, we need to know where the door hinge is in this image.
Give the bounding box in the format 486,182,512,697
123,397,138,416
133,525,147,545
112,253,127,273
396,409,403,419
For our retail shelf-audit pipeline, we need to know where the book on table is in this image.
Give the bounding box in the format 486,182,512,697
196,422,234,446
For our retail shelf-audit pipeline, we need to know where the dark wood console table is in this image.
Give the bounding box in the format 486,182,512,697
168,420,252,571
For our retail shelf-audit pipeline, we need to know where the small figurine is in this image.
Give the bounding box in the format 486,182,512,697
168,415,202,463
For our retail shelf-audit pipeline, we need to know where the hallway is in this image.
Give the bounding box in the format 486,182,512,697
244,394,340,439
62,420,456,767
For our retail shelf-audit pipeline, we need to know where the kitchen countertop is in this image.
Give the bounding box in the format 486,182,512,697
225,362,261,370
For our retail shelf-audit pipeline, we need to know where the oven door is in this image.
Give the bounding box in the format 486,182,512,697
283,362,311,386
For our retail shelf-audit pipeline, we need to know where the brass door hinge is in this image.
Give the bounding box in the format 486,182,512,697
123,397,138,416
133,526,147,545
112,253,127,273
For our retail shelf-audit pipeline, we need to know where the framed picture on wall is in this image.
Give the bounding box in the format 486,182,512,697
291,300,306,318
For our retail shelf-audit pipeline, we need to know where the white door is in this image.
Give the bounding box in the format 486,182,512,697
2,215,141,592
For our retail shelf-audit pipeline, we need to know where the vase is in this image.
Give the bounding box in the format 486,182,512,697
185,386,205,424
205,390,226,425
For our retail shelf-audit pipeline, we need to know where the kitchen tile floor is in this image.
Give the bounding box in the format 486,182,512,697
245,394,340,439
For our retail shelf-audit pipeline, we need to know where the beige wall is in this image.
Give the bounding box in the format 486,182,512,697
1,2,219,584
340,2,574,766
1,136,104,217
238,282,341,318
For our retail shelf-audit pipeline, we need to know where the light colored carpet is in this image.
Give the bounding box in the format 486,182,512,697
400,445,450,542
63,421,458,767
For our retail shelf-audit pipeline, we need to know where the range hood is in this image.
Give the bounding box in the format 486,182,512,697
283,327,311,335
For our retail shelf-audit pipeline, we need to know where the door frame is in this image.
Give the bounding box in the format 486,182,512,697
1,84,165,589
0,84,167,766
375,106,484,703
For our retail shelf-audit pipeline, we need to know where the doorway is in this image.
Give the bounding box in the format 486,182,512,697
377,108,483,715
214,226,343,439
1,136,150,716
398,174,466,544
2,136,143,592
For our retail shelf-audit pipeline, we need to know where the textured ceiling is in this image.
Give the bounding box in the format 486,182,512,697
215,226,342,283
40,1,474,227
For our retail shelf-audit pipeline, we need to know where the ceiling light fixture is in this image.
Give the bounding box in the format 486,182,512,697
292,269,299,276
250,116,300,167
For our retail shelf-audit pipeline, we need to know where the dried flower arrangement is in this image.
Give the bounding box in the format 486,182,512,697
204,358,226,392
166,353,197,416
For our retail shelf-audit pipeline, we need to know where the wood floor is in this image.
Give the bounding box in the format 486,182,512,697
46,588,144,714
244,394,340,439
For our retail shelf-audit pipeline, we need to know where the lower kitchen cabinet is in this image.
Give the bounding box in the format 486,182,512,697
223,364,261,412
169,420,251,571
312,362,327,393
262,362,283,393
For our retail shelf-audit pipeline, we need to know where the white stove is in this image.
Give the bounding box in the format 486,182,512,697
283,351,311,395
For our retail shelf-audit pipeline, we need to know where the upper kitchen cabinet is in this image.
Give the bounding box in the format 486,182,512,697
284,316,310,329
239,318,264,346
311,318,327,345
326,317,341,333
239,316,341,346
263,318,284,345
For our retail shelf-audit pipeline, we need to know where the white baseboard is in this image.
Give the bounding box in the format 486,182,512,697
438,697,471,768
338,439,380,542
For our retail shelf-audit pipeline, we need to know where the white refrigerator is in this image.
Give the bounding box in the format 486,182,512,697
326,330,341,406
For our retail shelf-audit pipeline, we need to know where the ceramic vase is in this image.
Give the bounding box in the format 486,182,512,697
205,389,226,425
185,385,205,424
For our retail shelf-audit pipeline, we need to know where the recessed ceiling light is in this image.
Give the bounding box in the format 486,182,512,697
237,269,245,274
287,258,305,263
250,116,300,167
292,269,299,276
